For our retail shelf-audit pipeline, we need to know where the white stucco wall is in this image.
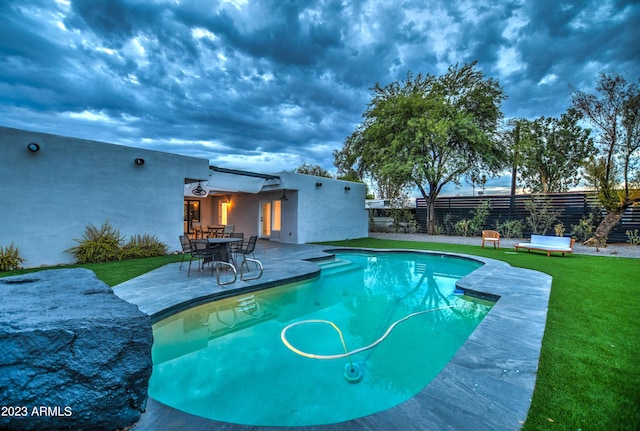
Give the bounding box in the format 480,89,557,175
0,127,209,267
274,172,368,243
193,173,367,245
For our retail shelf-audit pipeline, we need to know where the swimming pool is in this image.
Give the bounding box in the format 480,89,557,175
149,251,493,426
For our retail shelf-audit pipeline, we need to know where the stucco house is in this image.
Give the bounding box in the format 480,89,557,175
0,126,367,268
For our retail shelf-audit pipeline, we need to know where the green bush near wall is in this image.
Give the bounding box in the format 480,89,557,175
65,221,168,264
0,242,25,271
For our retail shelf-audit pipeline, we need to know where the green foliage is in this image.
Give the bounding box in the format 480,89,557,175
554,222,565,237
0,254,185,287
525,197,560,235
495,219,524,238
454,219,472,237
66,221,124,263
573,73,640,211
571,213,597,242
65,221,168,264
583,155,622,210
334,62,507,234
441,213,455,236
121,234,168,259
453,201,491,237
513,110,594,193
626,229,640,246
432,223,445,235
391,208,416,233
294,162,333,178
469,200,491,235
0,242,25,271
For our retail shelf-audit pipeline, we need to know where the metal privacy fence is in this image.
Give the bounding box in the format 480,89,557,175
416,192,640,243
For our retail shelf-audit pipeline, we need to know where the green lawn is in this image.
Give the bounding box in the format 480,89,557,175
2,240,639,430
0,253,185,287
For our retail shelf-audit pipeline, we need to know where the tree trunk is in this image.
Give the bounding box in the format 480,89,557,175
426,198,436,234
584,207,627,248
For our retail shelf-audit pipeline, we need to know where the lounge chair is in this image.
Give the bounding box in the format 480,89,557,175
515,235,575,257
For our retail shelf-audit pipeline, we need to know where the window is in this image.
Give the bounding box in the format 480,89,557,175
184,200,200,233
272,200,281,231
219,202,229,225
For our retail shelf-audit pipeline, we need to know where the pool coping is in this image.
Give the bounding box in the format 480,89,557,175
118,245,551,431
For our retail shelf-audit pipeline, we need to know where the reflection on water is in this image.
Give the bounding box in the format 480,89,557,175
149,251,492,426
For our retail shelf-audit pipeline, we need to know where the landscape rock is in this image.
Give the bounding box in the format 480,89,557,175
0,269,153,431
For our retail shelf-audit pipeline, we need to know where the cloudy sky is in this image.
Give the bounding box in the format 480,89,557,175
1,0,638,195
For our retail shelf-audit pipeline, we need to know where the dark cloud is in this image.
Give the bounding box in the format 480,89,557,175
0,0,638,184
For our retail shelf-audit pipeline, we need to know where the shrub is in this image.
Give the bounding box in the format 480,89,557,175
554,223,565,237
525,197,560,235
572,213,597,243
469,200,491,236
454,219,472,237
122,234,168,259
0,242,25,271
65,221,124,263
626,229,640,246
496,219,524,239
453,201,491,237
442,213,455,236
433,223,445,235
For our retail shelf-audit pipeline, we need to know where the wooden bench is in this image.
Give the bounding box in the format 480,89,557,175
514,235,575,257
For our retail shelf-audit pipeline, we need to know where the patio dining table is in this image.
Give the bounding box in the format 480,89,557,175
205,237,243,263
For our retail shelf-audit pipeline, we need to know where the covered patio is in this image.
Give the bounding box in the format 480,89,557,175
183,167,368,245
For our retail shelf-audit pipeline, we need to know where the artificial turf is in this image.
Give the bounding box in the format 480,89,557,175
0,253,185,287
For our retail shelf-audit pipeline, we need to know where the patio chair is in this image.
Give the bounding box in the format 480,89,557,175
192,222,204,239
188,240,237,285
222,224,235,237
482,230,501,249
238,236,263,281
229,232,244,264
178,235,192,270
188,240,215,277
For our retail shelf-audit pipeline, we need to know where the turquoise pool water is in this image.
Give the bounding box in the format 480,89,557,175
149,251,493,426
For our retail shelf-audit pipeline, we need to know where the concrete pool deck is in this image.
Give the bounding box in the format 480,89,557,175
113,240,552,431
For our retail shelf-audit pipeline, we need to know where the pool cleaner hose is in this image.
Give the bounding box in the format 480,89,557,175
280,305,454,383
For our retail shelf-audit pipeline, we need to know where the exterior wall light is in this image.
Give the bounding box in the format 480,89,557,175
315,182,322,187
27,143,40,152
134,158,145,166
344,186,351,191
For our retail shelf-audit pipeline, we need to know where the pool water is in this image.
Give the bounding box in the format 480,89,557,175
149,251,493,426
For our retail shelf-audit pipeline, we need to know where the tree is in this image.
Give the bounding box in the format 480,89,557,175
515,109,594,193
501,118,525,196
293,162,333,178
334,129,411,200
334,62,507,233
572,73,640,246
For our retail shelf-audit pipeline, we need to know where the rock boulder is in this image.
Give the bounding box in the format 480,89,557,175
0,269,153,431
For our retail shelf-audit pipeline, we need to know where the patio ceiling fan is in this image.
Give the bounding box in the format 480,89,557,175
192,181,207,196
